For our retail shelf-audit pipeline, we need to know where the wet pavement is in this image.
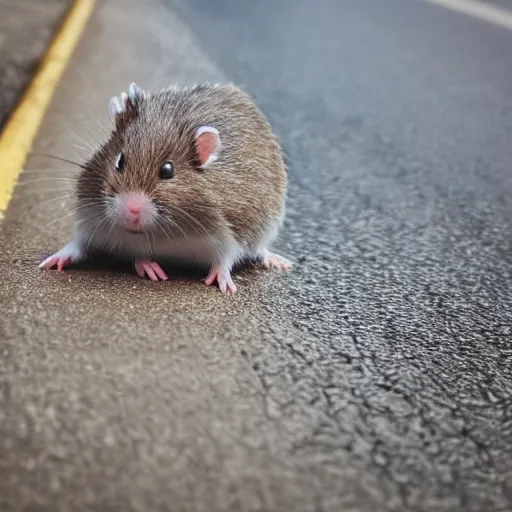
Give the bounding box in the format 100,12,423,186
0,0,71,129
1,0,512,511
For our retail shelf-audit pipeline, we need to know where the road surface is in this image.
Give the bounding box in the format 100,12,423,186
1,0,512,511
0,0,70,129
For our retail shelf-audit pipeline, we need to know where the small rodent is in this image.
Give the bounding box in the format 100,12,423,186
39,82,290,293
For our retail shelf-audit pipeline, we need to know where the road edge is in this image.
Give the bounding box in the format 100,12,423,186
0,0,97,219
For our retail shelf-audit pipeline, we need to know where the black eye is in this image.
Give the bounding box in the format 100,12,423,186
115,153,124,172
159,161,175,179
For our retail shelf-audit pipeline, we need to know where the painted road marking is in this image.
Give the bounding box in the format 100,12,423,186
423,0,512,31
0,0,96,219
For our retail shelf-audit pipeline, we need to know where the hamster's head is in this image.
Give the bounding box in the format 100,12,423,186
77,84,223,239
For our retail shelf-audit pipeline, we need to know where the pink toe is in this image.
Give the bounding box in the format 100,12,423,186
224,275,237,294
205,266,236,293
144,264,158,281
135,260,167,281
56,258,69,272
204,271,217,286
39,255,57,270
151,262,168,280
135,262,145,278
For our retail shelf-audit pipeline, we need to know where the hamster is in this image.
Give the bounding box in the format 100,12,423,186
39,82,290,293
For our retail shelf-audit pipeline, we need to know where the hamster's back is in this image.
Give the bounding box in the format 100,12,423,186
146,83,288,244
154,85,285,194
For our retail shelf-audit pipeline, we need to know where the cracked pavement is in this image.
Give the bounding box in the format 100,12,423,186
1,0,512,511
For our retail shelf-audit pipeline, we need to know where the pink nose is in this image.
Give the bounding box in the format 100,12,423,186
126,199,143,215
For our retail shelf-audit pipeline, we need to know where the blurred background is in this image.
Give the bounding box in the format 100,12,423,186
1,1,512,511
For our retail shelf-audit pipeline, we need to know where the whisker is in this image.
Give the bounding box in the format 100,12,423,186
71,206,107,219
43,209,103,229
29,152,86,169
69,131,97,153
155,216,187,243
167,212,189,240
96,120,112,137
18,170,106,186
19,176,107,188
75,211,105,227
73,201,106,211
34,194,76,209
12,189,76,200
165,204,212,238
156,208,218,256
145,231,155,261
21,168,80,174
72,143,92,154
15,178,79,187
86,216,110,254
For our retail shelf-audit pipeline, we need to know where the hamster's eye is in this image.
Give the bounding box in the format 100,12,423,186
159,161,175,180
115,153,124,172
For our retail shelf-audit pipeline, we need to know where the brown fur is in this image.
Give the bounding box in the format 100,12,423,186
78,83,287,251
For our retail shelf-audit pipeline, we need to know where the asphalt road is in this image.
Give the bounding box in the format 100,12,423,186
1,0,512,511
0,0,70,129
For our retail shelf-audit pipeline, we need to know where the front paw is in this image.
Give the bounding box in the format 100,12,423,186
39,241,84,271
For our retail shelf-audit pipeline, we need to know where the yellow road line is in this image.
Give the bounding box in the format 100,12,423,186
0,0,96,218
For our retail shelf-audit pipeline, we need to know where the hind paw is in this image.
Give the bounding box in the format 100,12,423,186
260,250,292,270
135,260,168,281
204,265,237,294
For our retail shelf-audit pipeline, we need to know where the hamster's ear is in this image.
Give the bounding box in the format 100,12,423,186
108,83,144,128
195,126,221,169
109,96,124,118
127,82,144,105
